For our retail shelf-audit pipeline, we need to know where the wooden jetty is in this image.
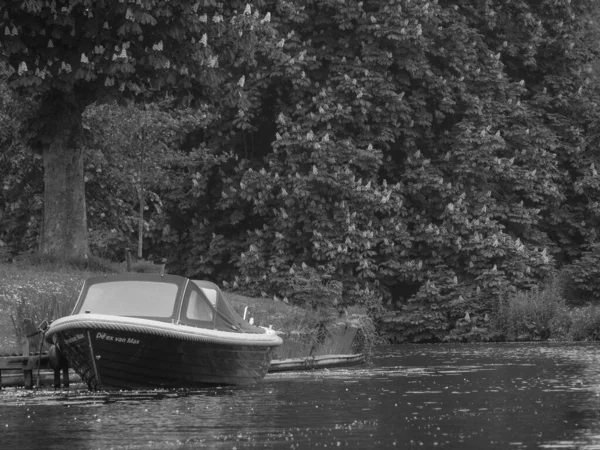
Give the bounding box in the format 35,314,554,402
0,341,70,389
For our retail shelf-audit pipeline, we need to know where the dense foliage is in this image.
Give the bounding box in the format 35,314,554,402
0,63,42,254
0,0,289,259
3,0,600,342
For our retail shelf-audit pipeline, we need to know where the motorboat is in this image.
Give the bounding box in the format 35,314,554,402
44,273,283,390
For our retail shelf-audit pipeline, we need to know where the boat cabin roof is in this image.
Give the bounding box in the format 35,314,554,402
72,273,265,334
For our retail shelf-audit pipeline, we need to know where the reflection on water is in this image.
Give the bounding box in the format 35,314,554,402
2,343,600,449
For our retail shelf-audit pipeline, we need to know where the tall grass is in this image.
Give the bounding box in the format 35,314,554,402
9,290,79,352
0,258,109,353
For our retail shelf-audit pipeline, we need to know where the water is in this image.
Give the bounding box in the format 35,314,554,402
2,343,600,449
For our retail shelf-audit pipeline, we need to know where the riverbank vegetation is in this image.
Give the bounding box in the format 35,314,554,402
3,2,600,343
1,260,599,356
442,274,600,343
0,260,377,358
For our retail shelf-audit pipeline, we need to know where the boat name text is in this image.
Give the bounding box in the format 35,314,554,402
96,332,140,345
65,333,85,344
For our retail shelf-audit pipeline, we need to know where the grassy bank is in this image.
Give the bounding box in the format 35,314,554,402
0,261,102,353
0,260,376,358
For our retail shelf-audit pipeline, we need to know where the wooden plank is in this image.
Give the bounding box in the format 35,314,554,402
0,355,51,371
0,369,80,388
0,350,68,389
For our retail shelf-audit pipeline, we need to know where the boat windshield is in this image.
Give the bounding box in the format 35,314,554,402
79,281,178,318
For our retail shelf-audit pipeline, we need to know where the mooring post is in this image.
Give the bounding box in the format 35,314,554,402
21,339,34,389
53,368,61,388
23,370,33,389
62,362,69,388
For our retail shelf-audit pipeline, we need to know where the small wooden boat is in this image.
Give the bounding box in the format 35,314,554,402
44,274,283,390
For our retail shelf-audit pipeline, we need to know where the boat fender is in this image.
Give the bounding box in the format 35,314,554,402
48,344,66,371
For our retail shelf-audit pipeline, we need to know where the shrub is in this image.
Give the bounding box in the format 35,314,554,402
565,244,600,303
493,276,566,341
547,305,573,340
567,305,600,341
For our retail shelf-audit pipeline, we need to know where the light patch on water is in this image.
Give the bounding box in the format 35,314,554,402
0,386,234,407
539,442,589,449
265,362,513,385
405,391,444,394
486,363,537,367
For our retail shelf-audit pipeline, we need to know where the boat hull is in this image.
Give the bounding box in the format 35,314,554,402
50,323,278,390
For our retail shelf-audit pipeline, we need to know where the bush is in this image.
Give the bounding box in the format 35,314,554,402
493,276,566,341
567,305,600,341
565,244,600,303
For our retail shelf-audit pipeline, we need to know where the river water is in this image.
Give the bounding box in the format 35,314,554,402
2,342,600,449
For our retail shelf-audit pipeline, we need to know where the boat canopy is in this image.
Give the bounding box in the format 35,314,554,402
72,274,265,334
191,280,265,334
75,276,180,319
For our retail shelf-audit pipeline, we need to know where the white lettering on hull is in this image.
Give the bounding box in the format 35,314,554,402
95,332,140,345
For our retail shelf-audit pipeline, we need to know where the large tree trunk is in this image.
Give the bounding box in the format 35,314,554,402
39,110,88,261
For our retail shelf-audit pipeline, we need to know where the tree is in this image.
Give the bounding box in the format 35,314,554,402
179,0,600,341
0,0,282,260
83,101,205,260
0,63,42,255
